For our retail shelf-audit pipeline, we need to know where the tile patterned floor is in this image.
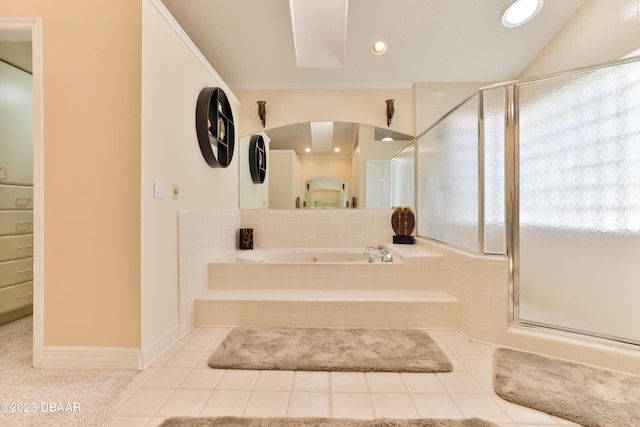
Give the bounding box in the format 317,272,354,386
110,328,581,427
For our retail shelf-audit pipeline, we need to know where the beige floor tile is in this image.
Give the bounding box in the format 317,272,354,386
451,394,511,423
442,339,485,355
216,370,259,390
180,337,219,352
156,389,212,417
127,368,158,388
410,393,464,418
146,417,168,427
370,393,418,418
254,370,295,391
243,391,290,417
178,368,225,389
365,372,407,392
401,373,447,393
331,393,375,419
195,352,215,369
113,388,173,417
193,327,230,338
471,372,494,393
436,372,486,394
287,391,330,417
108,416,151,427
446,354,466,371
167,339,188,352
199,390,251,417
330,372,369,392
114,387,137,409
456,354,493,372
163,351,207,368
150,351,176,368
292,371,330,392
139,368,191,389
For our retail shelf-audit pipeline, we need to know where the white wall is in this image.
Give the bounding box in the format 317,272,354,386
268,150,299,209
140,0,240,366
414,82,494,135
356,124,410,207
521,0,640,79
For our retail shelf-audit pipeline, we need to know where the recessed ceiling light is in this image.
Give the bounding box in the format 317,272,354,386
371,40,387,55
305,147,311,152
381,137,394,142
334,147,341,153
501,0,544,28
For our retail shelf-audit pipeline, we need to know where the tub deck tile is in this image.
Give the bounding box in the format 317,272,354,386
198,289,456,302
194,289,459,328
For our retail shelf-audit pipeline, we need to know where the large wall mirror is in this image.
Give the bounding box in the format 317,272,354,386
239,122,414,210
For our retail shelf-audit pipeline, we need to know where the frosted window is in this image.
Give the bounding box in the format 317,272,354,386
518,60,640,343
483,88,506,254
518,62,640,234
418,95,479,252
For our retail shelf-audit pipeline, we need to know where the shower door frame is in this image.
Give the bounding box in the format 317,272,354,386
504,56,640,347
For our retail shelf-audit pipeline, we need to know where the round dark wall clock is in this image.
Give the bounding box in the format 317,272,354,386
248,134,267,184
195,87,235,168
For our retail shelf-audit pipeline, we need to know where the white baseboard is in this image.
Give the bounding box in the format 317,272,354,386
41,346,140,370
141,324,180,369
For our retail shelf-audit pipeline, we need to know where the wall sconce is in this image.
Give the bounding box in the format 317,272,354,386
257,100,266,127
386,99,395,127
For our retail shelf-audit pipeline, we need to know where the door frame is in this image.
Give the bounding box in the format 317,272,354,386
0,18,44,368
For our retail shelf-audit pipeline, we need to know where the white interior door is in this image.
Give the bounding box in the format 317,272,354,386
366,160,391,209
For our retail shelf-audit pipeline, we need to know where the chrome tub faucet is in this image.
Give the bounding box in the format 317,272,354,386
365,246,393,263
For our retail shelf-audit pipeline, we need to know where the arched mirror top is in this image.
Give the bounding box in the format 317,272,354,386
238,121,415,210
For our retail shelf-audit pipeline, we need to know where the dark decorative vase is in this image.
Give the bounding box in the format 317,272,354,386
391,207,415,244
239,228,253,250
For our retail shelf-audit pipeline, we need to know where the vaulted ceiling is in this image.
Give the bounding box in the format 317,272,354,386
161,0,586,90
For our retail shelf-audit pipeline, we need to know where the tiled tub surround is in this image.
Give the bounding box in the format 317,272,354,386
197,246,458,328
239,209,394,249
194,209,457,328
178,210,240,337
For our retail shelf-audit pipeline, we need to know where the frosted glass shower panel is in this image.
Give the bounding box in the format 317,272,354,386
517,59,640,343
391,143,415,208
482,87,506,254
418,95,479,252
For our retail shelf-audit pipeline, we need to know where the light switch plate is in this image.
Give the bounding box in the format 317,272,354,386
154,180,165,199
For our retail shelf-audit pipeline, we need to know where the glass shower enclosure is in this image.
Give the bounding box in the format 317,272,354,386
417,56,640,345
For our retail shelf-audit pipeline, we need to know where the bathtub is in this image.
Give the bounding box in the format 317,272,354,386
235,248,395,264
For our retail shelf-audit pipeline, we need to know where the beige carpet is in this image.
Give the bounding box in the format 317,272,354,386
157,416,498,427
493,348,640,427
0,315,138,427
208,327,452,373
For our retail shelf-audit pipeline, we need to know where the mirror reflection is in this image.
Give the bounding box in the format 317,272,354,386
239,122,414,209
